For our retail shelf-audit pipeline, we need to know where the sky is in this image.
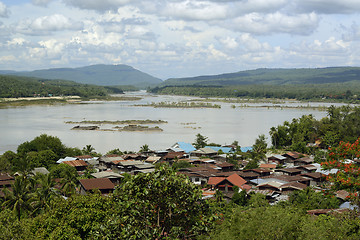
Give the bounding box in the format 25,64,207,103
0,0,359,79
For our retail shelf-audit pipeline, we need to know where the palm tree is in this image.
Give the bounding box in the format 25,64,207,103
2,176,33,220
82,144,95,156
140,144,150,153
32,173,59,215
60,168,78,197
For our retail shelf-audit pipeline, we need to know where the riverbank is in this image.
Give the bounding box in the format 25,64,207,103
0,95,142,108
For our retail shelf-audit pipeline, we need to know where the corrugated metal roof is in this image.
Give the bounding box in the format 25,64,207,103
216,162,234,168
0,173,14,181
91,171,123,179
62,160,88,167
57,156,77,164
280,182,307,190
191,148,217,154
205,146,233,153
240,146,253,152
171,142,196,153
270,155,287,160
259,164,277,169
258,181,284,189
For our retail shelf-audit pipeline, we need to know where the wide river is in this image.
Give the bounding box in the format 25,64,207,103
0,91,350,154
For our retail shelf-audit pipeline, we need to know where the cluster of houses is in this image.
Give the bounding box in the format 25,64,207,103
0,141,354,213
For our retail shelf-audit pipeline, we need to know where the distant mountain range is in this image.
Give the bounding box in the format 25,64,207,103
0,64,162,89
162,67,360,86
2,65,360,89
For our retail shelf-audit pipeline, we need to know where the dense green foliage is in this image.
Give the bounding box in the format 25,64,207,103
150,83,360,102
0,75,124,98
0,134,95,174
207,205,360,240
4,64,162,88
163,67,360,86
269,106,360,152
287,188,340,211
0,166,219,239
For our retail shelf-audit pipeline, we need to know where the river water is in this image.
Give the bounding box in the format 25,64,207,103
0,91,348,154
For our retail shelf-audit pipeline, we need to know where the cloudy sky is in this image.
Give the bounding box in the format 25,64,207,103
0,0,359,79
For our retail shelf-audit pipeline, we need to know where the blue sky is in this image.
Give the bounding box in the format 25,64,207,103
0,0,360,79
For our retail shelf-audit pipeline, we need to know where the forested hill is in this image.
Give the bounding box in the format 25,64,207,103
163,67,360,86
1,64,162,89
0,75,124,98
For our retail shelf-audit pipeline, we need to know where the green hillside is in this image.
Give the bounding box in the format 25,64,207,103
4,64,163,89
0,75,124,98
163,67,360,86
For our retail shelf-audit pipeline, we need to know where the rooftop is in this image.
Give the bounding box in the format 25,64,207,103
79,178,115,190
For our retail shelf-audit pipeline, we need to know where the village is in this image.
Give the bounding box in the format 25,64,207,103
1,139,353,217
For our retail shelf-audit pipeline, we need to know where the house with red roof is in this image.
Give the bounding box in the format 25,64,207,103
208,173,248,192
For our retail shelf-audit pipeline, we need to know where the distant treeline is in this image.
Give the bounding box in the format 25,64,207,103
163,67,360,86
0,75,126,98
150,83,360,102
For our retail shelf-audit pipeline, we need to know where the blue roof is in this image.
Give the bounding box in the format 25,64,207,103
205,146,234,153
177,142,196,153
240,146,253,152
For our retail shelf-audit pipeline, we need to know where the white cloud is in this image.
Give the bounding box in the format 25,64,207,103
219,37,238,49
231,0,288,14
0,2,9,18
16,14,84,35
32,0,53,7
295,0,360,14
162,0,228,21
7,38,27,47
342,23,360,41
1,0,360,78
63,0,132,12
228,12,319,35
238,33,273,52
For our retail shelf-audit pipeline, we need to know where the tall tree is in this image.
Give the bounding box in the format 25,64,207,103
32,173,59,215
193,133,208,149
110,166,214,239
17,134,67,159
2,176,33,220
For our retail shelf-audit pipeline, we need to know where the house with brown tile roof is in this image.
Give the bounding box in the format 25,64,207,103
79,178,115,195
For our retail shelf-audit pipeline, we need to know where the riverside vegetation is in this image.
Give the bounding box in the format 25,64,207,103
1,105,360,239
135,101,221,108
0,75,135,108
